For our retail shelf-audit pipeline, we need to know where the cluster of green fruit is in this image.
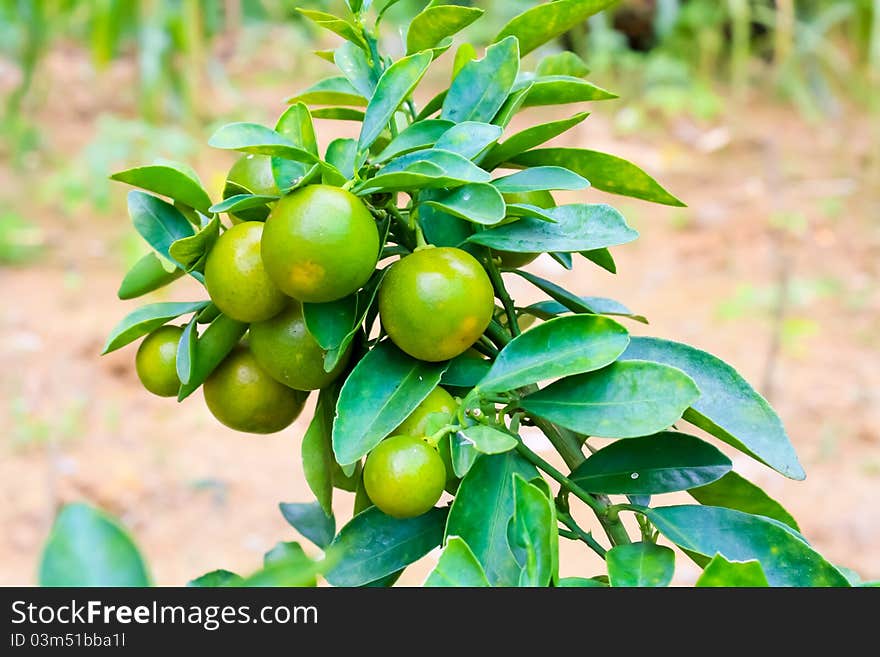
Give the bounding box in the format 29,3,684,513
133,154,551,518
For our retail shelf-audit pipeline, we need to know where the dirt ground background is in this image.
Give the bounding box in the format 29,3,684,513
1,38,878,586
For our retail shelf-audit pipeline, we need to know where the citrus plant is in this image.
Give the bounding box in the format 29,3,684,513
92,0,858,588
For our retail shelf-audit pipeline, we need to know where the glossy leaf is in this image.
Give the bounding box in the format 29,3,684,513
326,506,447,587
287,76,367,106
492,82,533,128
424,536,490,587
557,576,607,587
688,471,800,531
324,269,386,372
423,183,505,226
445,451,539,585
507,474,556,586
298,400,334,519
606,542,675,587
620,337,804,480
128,191,194,266
177,314,248,401
523,295,647,324
358,149,490,193
311,107,366,121
521,360,700,439
303,295,358,351
478,315,629,393
441,352,491,387
407,4,484,55
188,570,243,587
325,138,358,179
110,163,212,214
208,123,318,163
334,41,378,99
520,76,617,107
460,424,517,455
581,248,617,274
175,315,198,385
297,8,366,48
481,112,589,170
571,431,731,495
536,51,590,78
275,102,318,155
646,505,849,587
168,214,220,273
102,300,208,354
468,204,638,253
333,341,447,465
209,194,278,215
39,503,150,586
418,192,475,246
359,51,432,152
434,121,502,159
117,252,183,300
416,89,448,120
503,202,557,223
494,0,618,56
375,119,455,162
450,432,479,478
242,544,320,587
441,36,519,123
492,166,589,193
509,148,684,207
279,502,336,550
696,554,770,587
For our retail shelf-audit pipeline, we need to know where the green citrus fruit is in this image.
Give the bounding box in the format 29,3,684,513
204,221,288,322
363,435,446,518
223,154,279,222
394,386,456,436
262,185,379,302
249,300,351,391
135,324,183,397
378,246,494,362
496,190,556,269
203,345,307,434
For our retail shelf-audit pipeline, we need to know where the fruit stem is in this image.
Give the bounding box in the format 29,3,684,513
484,254,520,337
485,320,511,348
514,440,606,517
425,424,461,448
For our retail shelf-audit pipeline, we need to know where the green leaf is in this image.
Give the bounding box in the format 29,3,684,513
445,451,539,585
520,76,617,107
521,360,701,439
323,270,386,372
620,337,804,480
241,544,321,587
407,4,483,55
481,112,589,170
209,122,319,164
287,76,368,106
606,542,675,587
333,341,448,465
423,183,505,226
325,138,359,179
491,82,533,128
494,0,618,56
102,300,208,355
175,315,198,385
492,166,589,193
478,315,629,393
571,431,732,495
375,119,455,162
358,148,490,194
209,194,278,215
418,192,475,246
334,40,378,99
434,121,502,160
504,203,558,223
441,352,491,387
111,163,212,214
507,474,556,586
187,570,243,587
688,471,800,531
39,503,150,586
128,191,194,267
301,388,338,516
177,314,248,401
536,51,590,78
303,295,358,351
581,248,617,274
279,502,335,549
168,214,220,273
646,505,849,587
326,506,447,587
557,576,607,587
468,204,638,253
297,8,367,49
509,148,685,207
452,42,476,78
359,51,432,152
460,424,517,455
523,295,647,324
275,102,319,155
696,554,770,587
424,536,490,587
416,89,448,120
442,36,519,123
117,252,184,300
450,432,479,478
311,107,366,121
